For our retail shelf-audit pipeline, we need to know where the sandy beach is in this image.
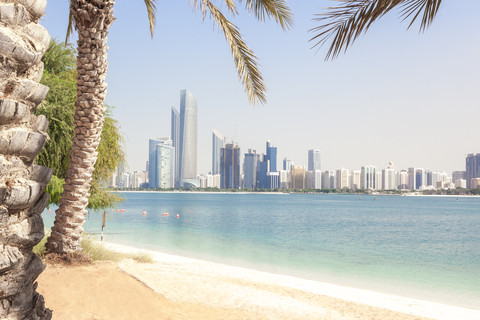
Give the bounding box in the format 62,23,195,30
37,242,480,320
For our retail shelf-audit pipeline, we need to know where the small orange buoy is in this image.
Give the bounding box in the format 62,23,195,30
117,209,120,213
166,213,169,216
142,211,147,215
176,214,179,218
120,209,125,212
48,209,51,213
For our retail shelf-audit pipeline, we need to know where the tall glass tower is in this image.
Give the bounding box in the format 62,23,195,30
308,149,321,171
179,89,197,185
149,138,175,188
171,107,180,186
212,129,224,175
466,153,480,188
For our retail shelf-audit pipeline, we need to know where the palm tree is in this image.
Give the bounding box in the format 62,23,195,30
0,0,52,318
45,0,293,256
310,0,442,59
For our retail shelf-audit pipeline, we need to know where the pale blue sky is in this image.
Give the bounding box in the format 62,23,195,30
41,1,480,175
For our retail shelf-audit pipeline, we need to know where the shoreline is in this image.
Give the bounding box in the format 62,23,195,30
101,241,480,320
115,190,480,197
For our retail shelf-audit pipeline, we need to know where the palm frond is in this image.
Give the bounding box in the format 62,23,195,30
144,0,158,37
225,0,238,15
202,0,266,105
310,0,442,60
242,0,294,30
400,0,442,31
65,0,74,42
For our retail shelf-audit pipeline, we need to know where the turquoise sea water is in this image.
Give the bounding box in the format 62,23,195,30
43,193,480,309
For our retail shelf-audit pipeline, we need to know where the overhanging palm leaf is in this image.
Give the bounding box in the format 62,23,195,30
242,0,294,30
310,0,442,60
203,0,267,105
191,0,293,105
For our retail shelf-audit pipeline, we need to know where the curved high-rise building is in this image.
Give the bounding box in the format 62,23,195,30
212,129,224,175
179,89,197,184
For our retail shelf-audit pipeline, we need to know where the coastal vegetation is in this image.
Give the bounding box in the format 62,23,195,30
34,234,152,264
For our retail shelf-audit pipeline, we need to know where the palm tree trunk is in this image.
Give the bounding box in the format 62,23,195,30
0,0,52,318
45,0,115,255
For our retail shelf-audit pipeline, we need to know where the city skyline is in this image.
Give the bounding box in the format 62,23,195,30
40,2,480,176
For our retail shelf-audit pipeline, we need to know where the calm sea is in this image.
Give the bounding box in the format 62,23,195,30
43,192,480,309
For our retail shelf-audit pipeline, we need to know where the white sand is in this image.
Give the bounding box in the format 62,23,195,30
102,242,480,320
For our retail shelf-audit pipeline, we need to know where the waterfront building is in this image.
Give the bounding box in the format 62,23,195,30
383,168,396,190
415,168,426,190
149,137,175,188
212,129,225,175
452,171,466,183
197,174,207,188
306,170,322,189
259,156,269,189
267,172,279,189
279,170,289,189
375,171,383,190
171,107,180,186
361,166,376,190
291,165,306,189
244,149,260,189
454,179,467,189
335,168,349,190
408,168,416,190
283,158,293,172
308,149,321,171
306,171,315,189
178,89,198,186
471,178,480,189
350,170,361,190
398,170,409,190
205,173,221,188
466,153,480,188
220,143,241,189
131,171,148,188
322,170,335,189
266,140,277,172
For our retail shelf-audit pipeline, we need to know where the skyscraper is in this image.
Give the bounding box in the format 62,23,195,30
212,129,224,175
361,165,376,190
149,138,175,188
173,89,198,187
308,149,321,171
171,107,180,186
258,140,277,189
266,140,277,172
220,143,240,189
283,158,292,172
466,153,480,188
244,149,259,189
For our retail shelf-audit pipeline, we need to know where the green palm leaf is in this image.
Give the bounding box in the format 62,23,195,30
310,0,442,60
202,0,266,105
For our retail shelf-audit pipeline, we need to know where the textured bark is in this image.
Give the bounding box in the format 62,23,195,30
0,0,52,318
45,0,115,255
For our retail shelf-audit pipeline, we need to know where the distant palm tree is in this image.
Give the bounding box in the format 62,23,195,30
310,0,442,59
46,0,293,256
0,0,52,318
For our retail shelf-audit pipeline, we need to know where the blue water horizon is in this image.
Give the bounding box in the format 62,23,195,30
42,192,480,310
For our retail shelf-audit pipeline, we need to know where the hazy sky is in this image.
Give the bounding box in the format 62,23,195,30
41,1,480,175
